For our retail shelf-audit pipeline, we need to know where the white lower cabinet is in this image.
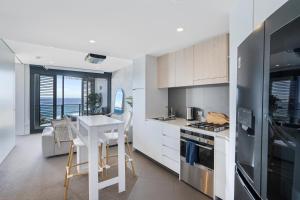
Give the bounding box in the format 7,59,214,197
161,123,180,173
214,136,228,200
141,120,180,174
144,120,163,163
132,89,146,153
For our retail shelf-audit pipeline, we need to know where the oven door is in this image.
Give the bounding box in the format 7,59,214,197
180,137,214,169
180,137,214,197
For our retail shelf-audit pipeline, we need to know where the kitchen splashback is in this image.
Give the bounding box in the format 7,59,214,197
168,84,229,118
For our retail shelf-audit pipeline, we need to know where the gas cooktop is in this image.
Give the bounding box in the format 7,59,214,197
187,122,229,132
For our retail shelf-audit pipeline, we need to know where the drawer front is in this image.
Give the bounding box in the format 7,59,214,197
162,124,180,140
162,135,180,151
162,145,180,162
161,154,180,173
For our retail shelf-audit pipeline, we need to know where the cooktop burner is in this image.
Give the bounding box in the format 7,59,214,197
187,122,229,132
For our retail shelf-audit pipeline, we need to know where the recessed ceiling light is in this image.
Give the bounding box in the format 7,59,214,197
177,27,184,32
89,40,96,44
275,64,280,67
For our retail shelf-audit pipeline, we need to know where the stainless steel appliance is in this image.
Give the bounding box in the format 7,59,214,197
235,22,265,200
235,1,300,199
187,122,229,132
186,107,195,121
180,128,214,198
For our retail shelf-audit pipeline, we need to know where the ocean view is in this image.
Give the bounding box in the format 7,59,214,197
40,98,82,124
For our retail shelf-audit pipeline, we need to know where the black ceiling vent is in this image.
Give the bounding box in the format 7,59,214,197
85,53,106,64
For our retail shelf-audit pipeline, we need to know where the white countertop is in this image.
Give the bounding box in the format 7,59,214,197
147,117,229,140
78,115,124,127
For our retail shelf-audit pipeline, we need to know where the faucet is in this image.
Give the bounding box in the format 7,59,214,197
166,106,175,118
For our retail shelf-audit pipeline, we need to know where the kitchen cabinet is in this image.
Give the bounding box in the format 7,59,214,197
140,120,180,174
132,89,146,152
175,47,194,87
157,33,229,88
132,58,146,89
157,53,176,88
193,34,229,85
161,123,180,173
214,136,229,200
132,55,168,154
144,120,163,163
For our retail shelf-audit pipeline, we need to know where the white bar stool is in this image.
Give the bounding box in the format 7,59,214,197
102,111,136,176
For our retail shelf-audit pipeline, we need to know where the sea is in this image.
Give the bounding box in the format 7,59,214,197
40,98,82,122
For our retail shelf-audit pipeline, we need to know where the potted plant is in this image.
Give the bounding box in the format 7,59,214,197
87,92,103,115
125,96,133,110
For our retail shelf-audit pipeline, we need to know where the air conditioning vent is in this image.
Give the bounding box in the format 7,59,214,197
85,53,106,64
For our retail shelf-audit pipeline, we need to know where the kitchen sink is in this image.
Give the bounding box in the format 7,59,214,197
153,116,176,121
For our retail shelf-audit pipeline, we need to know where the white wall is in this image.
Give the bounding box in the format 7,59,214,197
111,65,133,113
168,85,229,118
186,85,229,115
228,0,288,199
15,64,30,135
0,39,15,164
111,65,133,143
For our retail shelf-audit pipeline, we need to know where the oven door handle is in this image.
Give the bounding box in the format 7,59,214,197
180,139,213,151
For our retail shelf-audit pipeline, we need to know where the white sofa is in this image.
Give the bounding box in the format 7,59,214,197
41,120,72,157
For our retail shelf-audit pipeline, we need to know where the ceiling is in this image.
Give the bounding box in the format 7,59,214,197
5,40,132,72
0,0,233,72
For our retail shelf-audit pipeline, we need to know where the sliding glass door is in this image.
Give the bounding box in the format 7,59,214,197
30,65,111,133
63,76,82,117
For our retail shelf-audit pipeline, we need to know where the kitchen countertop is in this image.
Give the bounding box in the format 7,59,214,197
147,117,229,140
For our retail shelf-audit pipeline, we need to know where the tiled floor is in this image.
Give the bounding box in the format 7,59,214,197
0,134,211,200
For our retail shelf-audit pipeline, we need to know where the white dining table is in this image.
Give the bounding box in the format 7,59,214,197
76,115,125,200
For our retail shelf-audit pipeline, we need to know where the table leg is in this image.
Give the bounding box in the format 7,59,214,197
88,127,99,200
118,124,125,192
77,145,88,173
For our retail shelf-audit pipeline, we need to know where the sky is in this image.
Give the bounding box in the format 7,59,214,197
57,76,82,99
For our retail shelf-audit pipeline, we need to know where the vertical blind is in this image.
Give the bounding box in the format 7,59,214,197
39,75,55,126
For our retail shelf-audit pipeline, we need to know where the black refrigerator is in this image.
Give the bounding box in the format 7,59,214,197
235,0,300,199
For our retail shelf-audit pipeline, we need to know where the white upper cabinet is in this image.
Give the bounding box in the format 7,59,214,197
254,0,288,28
157,53,176,88
175,47,194,87
193,34,229,85
133,57,146,89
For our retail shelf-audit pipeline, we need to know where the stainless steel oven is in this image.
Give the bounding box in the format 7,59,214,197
179,128,214,198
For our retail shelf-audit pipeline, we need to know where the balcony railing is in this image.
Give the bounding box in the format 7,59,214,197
39,104,83,126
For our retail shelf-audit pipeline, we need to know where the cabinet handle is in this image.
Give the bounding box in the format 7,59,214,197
180,139,213,150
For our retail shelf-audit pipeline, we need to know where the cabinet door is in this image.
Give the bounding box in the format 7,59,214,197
193,39,210,81
145,120,163,162
157,53,175,88
175,47,194,87
214,136,228,200
133,57,146,89
193,34,229,85
132,89,146,152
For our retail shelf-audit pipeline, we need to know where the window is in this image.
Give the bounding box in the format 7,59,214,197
30,65,111,133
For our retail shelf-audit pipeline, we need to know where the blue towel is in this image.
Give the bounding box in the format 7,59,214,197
185,141,198,166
